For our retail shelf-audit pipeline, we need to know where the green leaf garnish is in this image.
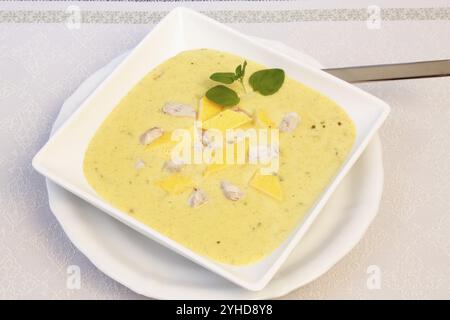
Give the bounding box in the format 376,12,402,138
210,72,236,84
205,85,240,107
210,61,247,91
236,61,247,92
235,65,242,78
206,61,284,105
249,68,285,96
235,61,247,80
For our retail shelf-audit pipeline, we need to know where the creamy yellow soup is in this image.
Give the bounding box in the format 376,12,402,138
83,49,355,265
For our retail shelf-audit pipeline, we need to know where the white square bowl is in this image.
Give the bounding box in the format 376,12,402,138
32,7,390,291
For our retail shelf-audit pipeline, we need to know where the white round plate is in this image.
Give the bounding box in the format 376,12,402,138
46,39,384,299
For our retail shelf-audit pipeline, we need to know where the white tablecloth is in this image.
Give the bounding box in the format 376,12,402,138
0,0,449,299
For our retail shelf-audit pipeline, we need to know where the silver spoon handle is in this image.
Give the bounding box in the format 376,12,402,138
323,60,450,83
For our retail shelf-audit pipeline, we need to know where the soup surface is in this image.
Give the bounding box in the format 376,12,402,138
83,49,355,265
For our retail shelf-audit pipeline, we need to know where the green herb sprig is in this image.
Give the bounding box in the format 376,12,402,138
206,61,284,107
210,61,247,92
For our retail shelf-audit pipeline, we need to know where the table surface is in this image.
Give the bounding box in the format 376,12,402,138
0,0,449,299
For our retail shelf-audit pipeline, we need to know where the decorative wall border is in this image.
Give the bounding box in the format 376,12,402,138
0,7,449,24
